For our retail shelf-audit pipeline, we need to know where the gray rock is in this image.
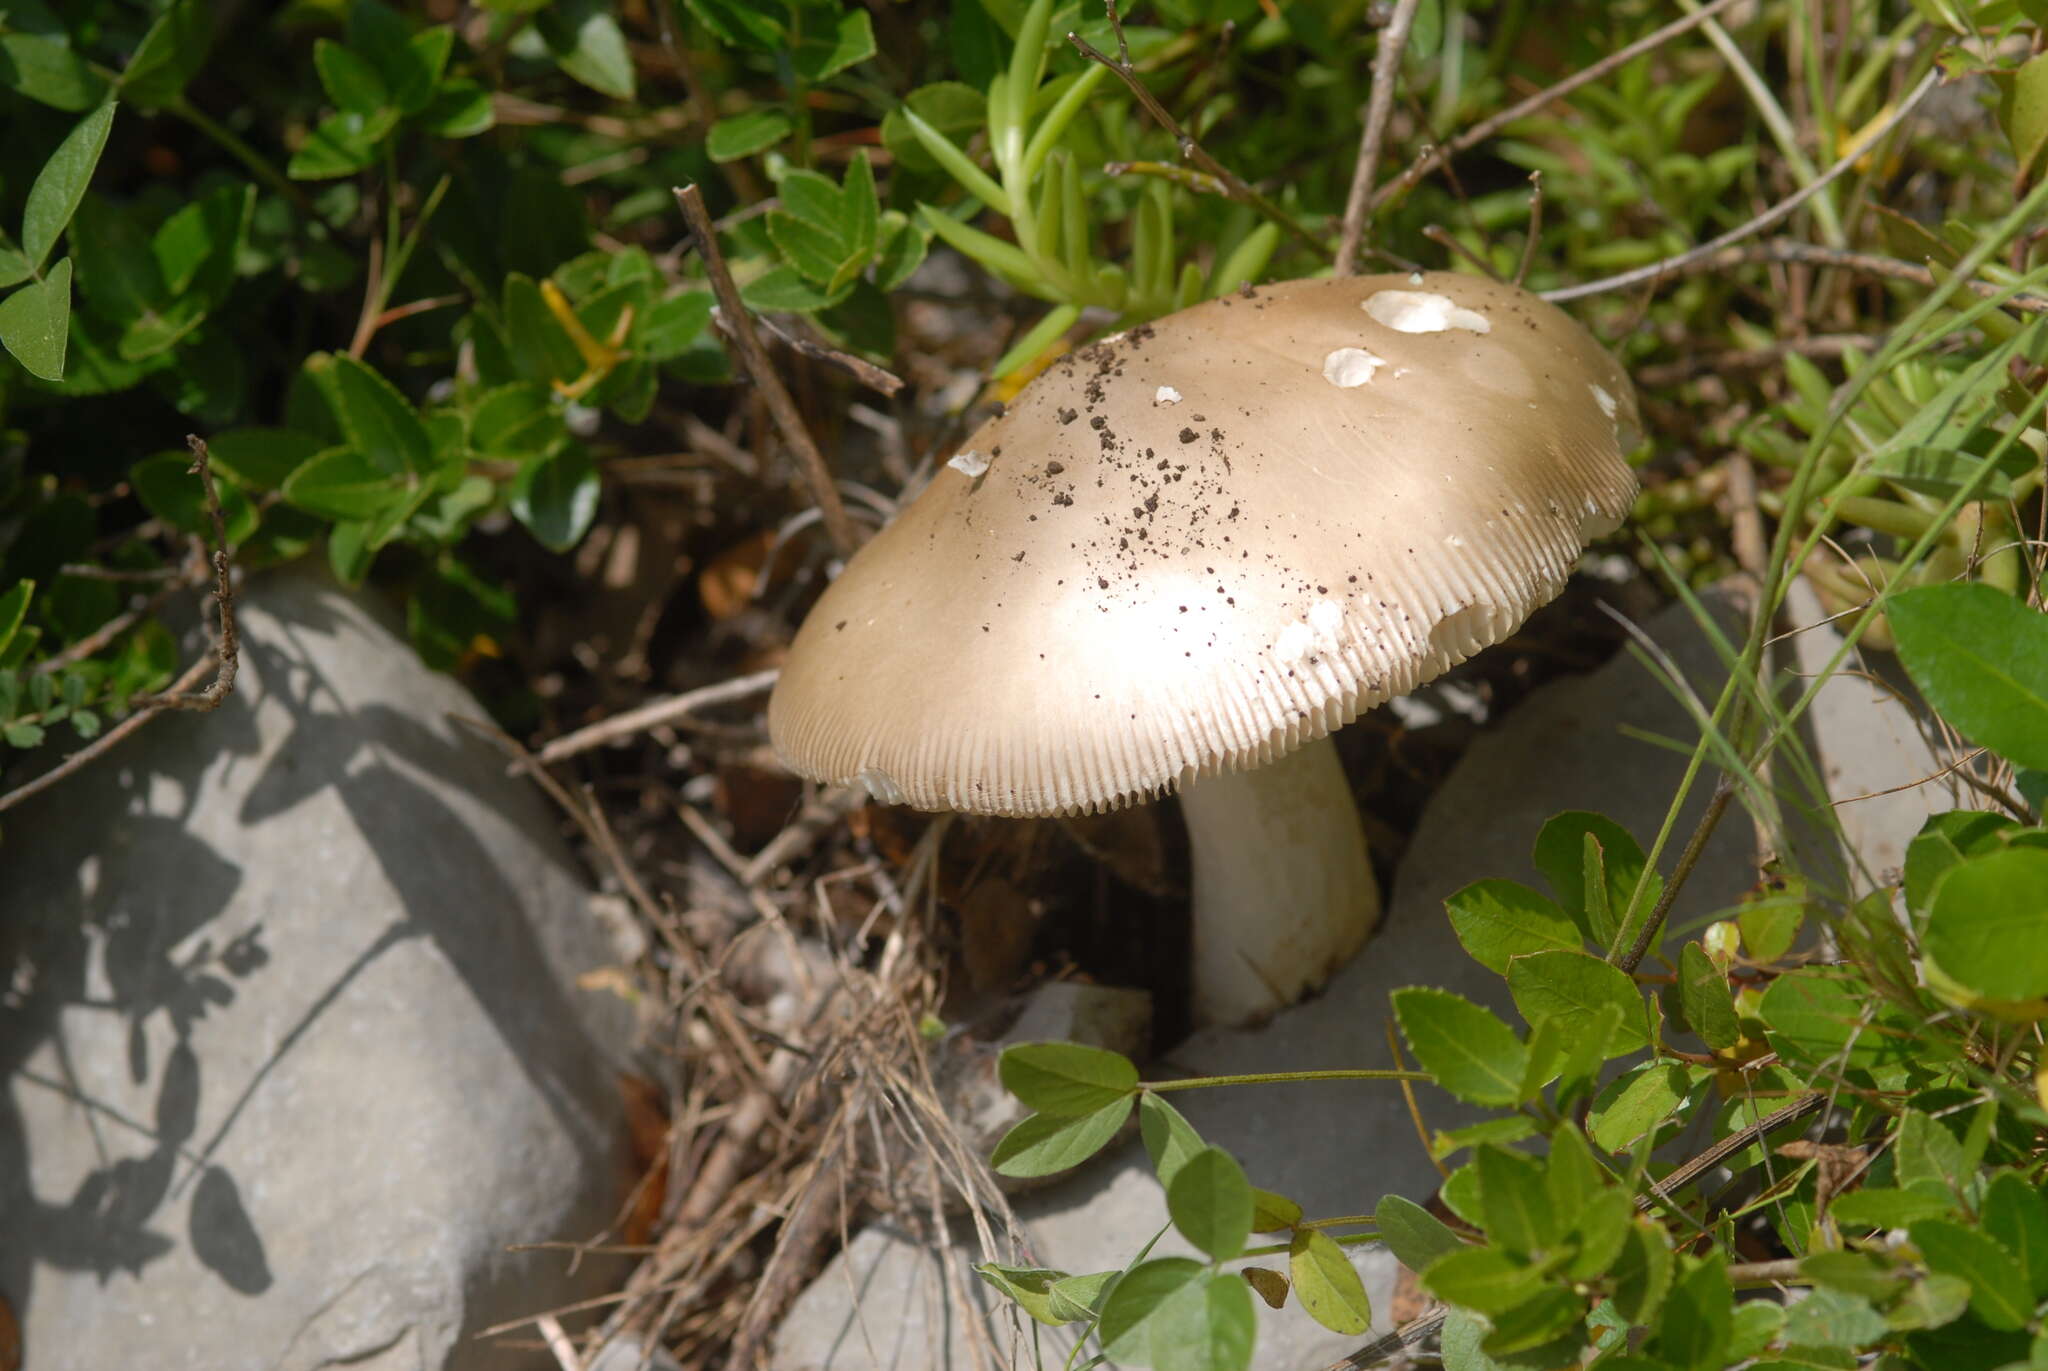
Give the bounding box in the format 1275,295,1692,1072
774,581,1951,1370
1,573,637,1370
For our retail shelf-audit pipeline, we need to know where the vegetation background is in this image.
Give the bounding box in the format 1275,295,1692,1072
4,0,2048,1368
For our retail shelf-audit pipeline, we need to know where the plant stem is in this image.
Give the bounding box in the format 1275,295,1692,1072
1334,0,1420,276
168,96,311,214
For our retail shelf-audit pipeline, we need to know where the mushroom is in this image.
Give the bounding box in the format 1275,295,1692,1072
769,272,1640,1027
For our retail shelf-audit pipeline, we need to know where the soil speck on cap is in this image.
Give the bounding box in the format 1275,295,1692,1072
1178,427,1198,443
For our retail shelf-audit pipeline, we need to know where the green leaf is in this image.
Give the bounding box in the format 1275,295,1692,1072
739,264,851,313
872,212,930,292
990,1097,1133,1177
1922,847,2048,1006
791,7,877,81
1759,970,1911,1070
1475,1144,1554,1256
1139,1093,1205,1191
5,720,47,749
1910,1219,2032,1331
1289,1228,1371,1335
1867,444,2029,501
509,446,599,553
23,102,115,272
121,0,209,108
1781,1286,1887,1350
1533,811,1657,944
1480,1287,1586,1361
1375,1194,1465,1275
1167,1147,1253,1263
767,210,852,286
347,0,437,112
1905,810,2017,917
1542,1123,1605,1219
975,1263,1078,1326
281,446,404,520
681,0,783,50
1421,1246,1545,1315
1737,889,1805,962
1895,1109,1965,1191
1828,1187,1955,1229
1890,583,2048,771
1148,1271,1255,1371
287,108,399,179
501,273,583,383
998,1041,1138,1115
1998,50,2048,182
0,34,112,111
471,383,566,457
152,182,250,303
1645,1251,1730,1369
1801,1250,1909,1302
1098,1257,1206,1360
706,109,793,162
1981,1172,2048,1298
206,428,326,491
1588,1063,1692,1153
0,256,72,380
314,39,389,116
1444,879,1583,974
638,292,713,360
539,0,636,100
1392,986,1527,1107
1676,942,1740,1051
841,151,879,261
0,582,32,661
420,78,494,137
1506,951,1646,1054
305,353,432,477
881,82,986,173
1251,1188,1302,1233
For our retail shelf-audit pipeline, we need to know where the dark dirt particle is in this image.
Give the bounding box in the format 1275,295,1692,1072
1046,460,1065,475
1178,428,1198,443
1058,407,1078,424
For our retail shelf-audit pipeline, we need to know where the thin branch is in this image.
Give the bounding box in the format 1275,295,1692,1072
1597,237,2048,315
1616,774,1737,974
0,436,239,815
1066,23,1328,260
535,668,781,765
0,654,213,816
1370,0,1753,214
1541,70,1939,305
1334,0,1422,276
750,312,905,397
673,184,859,555
133,436,239,713
1421,224,1502,281
1633,331,1884,388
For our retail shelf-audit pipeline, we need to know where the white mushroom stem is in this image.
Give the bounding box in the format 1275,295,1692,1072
1178,733,1381,1028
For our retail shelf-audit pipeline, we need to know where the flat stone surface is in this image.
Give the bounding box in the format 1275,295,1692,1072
1,573,636,1371
774,580,1951,1371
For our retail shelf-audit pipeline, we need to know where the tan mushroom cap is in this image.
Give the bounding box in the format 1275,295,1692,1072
770,271,1640,816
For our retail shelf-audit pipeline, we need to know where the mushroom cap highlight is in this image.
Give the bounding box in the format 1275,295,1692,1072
769,272,1640,816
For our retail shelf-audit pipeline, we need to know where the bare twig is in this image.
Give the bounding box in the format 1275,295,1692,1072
1542,70,1939,304
1067,17,1327,259
1370,0,1752,214
751,312,906,397
1421,224,1502,281
1334,0,1422,276
134,437,239,714
673,184,859,555
0,654,212,816
2,437,240,817
1616,775,1738,974
536,1315,584,1371
1595,237,2048,315
535,668,780,765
